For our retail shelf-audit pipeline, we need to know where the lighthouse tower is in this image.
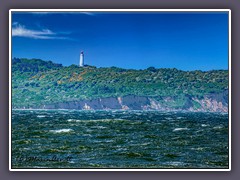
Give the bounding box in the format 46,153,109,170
79,51,84,67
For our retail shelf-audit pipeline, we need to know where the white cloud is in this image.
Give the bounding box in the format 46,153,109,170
12,23,71,40
79,12,95,16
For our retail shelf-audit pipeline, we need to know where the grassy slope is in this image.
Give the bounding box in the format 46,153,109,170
12,58,228,108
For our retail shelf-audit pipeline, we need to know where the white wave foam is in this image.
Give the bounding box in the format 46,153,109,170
201,124,209,127
191,147,204,151
213,125,224,129
49,129,73,133
164,161,185,166
67,119,127,123
105,140,114,143
173,128,189,132
176,117,184,119
37,115,46,118
91,126,107,129
67,119,81,122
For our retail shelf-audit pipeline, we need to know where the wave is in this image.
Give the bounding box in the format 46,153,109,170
173,128,189,132
37,115,46,118
49,129,73,133
67,119,81,122
91,126,107,129
213,125,224,129
176,117,184,120
163,161,186,166
67,119,127,123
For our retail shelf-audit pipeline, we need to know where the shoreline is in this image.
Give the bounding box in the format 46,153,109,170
11,108,228,114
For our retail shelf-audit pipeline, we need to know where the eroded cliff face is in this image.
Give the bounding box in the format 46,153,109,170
32,92,228,112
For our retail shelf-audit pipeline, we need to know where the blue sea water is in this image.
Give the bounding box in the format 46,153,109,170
11,110,229,169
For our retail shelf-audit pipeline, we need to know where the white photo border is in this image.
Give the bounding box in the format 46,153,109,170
9,9,231,171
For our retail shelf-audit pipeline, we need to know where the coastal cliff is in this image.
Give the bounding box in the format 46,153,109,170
20,92,228,112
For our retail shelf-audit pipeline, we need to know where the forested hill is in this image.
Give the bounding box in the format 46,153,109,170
12,58,229,112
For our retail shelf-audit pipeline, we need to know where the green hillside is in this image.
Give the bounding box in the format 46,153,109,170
12,58,228,108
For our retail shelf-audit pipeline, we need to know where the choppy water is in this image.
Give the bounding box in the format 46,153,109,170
11,110,229,169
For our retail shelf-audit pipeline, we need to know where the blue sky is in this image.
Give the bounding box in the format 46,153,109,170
12,11,229,70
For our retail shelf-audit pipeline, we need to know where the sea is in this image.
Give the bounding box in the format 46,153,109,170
11,110,229,169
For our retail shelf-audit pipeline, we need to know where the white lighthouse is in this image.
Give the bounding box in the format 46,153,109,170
79,51,84,67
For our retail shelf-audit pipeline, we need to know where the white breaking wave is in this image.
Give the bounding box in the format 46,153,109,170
91,126,107,129
173,128,189,132
176,117,184,120
67,119,126,123
213,125,224,129
37,115,46,118
49,129,73,133
67,119,81,122
163,161,186,166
